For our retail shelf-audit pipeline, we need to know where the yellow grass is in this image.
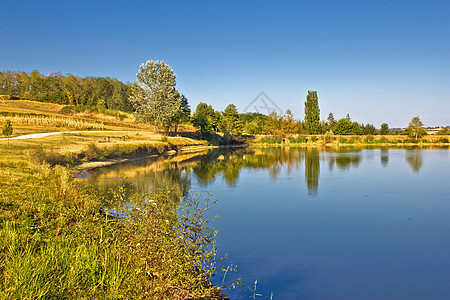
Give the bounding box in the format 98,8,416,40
0,115,105,130
0,99,197,135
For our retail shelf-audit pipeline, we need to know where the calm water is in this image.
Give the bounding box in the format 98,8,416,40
80,146,450,299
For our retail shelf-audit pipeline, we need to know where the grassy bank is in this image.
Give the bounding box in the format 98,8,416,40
0,133,225,299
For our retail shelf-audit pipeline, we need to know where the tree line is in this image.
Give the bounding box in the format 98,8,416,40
0,70,133,112
2,63,443,140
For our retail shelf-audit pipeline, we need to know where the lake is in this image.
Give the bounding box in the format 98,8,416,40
80,146,450,299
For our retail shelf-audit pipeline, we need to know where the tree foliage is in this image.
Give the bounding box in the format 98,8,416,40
0,70,133,111
172,94,191,132
333,118,353,135
129,61,183,133
2,119,13,145
2,118,13,137
220,104,244,136
327,112,336,129
406,116,426,140
380,123,390,135
191,103,215,136
304,91,320,134
362,123,377,135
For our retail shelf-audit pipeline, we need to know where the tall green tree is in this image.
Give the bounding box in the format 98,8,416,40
406,116,426,140
327,112,336,129
380,123,389,135
304,90,320,134
351,122,363,135
220,104,244,136
282,109,295,133
333,118,353,135
129,60,182,133
172,94,191,133
345,114,351,122
191,103,215,136
362,124,377,135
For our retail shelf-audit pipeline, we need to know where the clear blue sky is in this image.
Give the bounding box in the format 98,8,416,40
1,0,449,127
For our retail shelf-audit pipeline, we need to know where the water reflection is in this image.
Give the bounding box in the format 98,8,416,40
381,149,389,166
81,147,433,197
305,148,320,194
406,149,423,173
82,152,203,202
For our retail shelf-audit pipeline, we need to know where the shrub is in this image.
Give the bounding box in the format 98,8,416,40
339,137,347,143
378,137,388,143
288,136,307,143
364,135,375,143
161,135,169,143
348,136,360,144
324,131,334,143
28,146,75,166
404,139,419,144
259,136,284,144
310,136,317,142
83,143,105,160
439,137,449,143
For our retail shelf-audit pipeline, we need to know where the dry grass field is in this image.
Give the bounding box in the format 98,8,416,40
0,99,196,136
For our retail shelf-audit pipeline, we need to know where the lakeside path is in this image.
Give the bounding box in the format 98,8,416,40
0,131,132,141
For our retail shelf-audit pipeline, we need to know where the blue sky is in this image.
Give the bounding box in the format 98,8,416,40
1,0,449,127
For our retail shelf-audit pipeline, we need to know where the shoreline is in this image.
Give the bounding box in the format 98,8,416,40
72,143,249,173
73,141,448,174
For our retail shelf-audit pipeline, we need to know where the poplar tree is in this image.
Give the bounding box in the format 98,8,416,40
304,90,320,134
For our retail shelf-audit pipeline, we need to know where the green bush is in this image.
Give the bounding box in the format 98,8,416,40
310,136,317,142
404,139,419,144
82,143,105,160
339,137,347,143
259,136,284,144
288,136,307,143
348,136,360,144
439,137,449,143
364,135,375,143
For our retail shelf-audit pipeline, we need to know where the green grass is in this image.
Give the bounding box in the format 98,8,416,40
0,134,224,299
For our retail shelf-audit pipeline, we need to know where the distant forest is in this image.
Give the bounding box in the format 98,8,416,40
0,71,133,112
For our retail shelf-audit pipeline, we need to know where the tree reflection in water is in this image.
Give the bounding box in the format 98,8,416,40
83,147,430,200
406,149,423,173
380,149,389,166
305,148,320,195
